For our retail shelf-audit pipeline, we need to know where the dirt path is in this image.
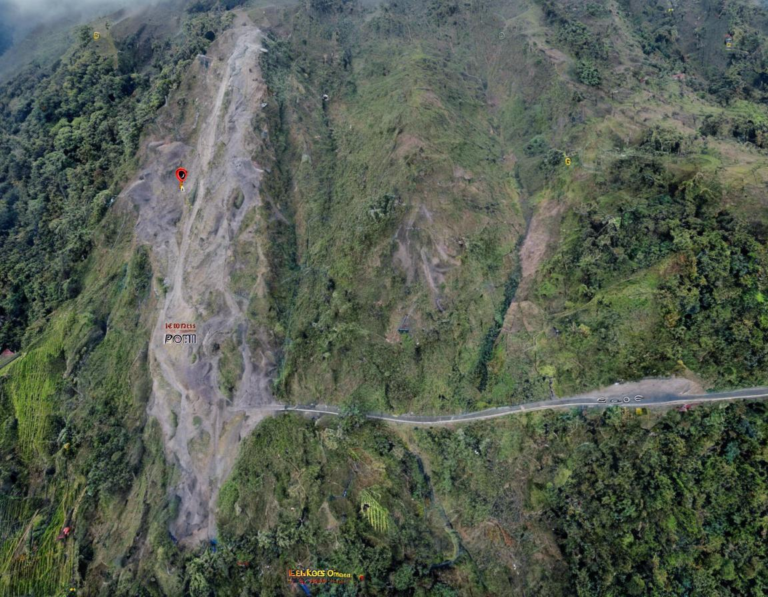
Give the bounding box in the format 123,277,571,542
516,198,564,300
501,197,564,333
124,23,276,545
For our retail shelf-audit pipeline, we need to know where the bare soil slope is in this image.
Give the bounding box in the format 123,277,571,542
123,21,276,545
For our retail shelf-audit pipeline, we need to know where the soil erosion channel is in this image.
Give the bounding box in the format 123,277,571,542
125,24,276,545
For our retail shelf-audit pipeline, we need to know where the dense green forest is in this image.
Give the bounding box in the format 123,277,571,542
0,9,229,350
130,401,768,595
531,157,768,390
414,400,768,595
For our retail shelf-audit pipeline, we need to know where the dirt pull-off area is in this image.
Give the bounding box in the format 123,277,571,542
571,377,705,400
123,23,275,545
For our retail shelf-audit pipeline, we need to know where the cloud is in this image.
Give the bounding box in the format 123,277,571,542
1,0,144,16
0,0,159,51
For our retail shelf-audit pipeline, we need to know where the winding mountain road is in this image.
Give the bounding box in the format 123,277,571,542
269,386,768,426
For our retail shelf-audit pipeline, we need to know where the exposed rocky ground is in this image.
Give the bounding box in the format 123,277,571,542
125,20,276,544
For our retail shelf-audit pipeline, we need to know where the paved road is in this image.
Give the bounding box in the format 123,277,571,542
270,386,768,426
0,353,20,374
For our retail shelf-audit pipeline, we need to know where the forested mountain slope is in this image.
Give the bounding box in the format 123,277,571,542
0,0,767,595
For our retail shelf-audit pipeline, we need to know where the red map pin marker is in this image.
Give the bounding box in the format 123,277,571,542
175,168,188,189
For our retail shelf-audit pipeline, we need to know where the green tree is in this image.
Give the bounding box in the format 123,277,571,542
578,59,602,86
392,564,415,591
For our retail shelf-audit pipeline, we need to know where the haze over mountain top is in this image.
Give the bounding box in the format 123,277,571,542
0,0,177,82
0,0,152,48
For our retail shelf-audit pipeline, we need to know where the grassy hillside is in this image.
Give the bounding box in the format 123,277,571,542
258,0,574,413
0,206,169,596
255,0,768,412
